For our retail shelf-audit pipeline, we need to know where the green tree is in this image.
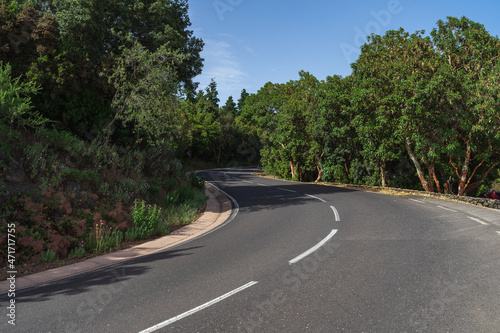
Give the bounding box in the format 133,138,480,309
221,96,237,115
25,0,204,90
0,61,43,127
315,75,359,183
182,90,220,160
430,16,500,195
352,28,439,189
237,88,249,115
205,78,219,109
100,36,185,146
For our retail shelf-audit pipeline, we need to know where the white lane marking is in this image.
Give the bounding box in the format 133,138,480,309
138,281,258,333
437,206,457,212
289,229,338,264
278,187,297,193
330,206,340,222
467,216,489,225
496,231,500,236
409,199,425,203
305,194,326,203
256,183,271,187
242,180,254,184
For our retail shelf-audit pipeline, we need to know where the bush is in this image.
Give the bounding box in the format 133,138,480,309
62,168,100,187
189,172,205,189
41,249,57,262
0,61,45,128
36,127,85,155
86,221,123,253
131,199,161,237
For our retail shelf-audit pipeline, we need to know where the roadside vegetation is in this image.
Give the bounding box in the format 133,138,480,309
243,17,500,196
0,0,257,274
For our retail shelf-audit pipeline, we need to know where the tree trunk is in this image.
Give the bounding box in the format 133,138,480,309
314,151,323,182
290,161,296,179
457,144,472,196
380,161,387,187
405,138,431,192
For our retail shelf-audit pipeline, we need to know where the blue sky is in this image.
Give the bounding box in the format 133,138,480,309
187,0,500,105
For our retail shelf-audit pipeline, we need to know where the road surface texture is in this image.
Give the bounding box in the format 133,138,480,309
2,167,500,332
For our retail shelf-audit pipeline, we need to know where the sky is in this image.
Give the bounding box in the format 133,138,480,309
187,0,500,106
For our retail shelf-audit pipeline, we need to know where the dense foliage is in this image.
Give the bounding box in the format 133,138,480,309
246,17,500,195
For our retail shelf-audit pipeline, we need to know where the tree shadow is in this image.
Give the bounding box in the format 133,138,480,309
198,167,358,213
7,246,202,302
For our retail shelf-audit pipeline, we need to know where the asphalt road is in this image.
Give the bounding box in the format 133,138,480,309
2,167,500,332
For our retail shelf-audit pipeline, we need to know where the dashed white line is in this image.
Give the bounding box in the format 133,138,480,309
496,231,500,236
289,229,338,264
305,194,326,203
409,199,425,204
467,216,489,225
330,206,340,222
137,281,259,333
242,180,254,184
256,183,271,187
437,206,457,212
278,187,297,193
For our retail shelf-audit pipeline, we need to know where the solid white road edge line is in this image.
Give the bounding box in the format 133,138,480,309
305,194,326,203
467,216,489,225
289,229,338,264
437,206,457,212
278,187,297,193
138,281,259,333
330,206,340,222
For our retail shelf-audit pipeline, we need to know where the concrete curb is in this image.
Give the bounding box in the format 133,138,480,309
0,182,232,294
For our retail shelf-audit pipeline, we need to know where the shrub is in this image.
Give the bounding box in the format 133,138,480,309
0,61,45,128
62,168,100,187
124,227,142,241
131,199,161,237
36,127,85,155
69,245,85,259
189,172,205,189
41,249,57,262
86,221,123,253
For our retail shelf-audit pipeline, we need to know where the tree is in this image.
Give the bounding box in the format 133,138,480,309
248,72,321,181
0,2,59,78
221,96,237,115
0,61,44,127
205,78,219,109
99,36,185,146
352,28,443,189
430,16,500,195
315,75,359,183
237,88,249,115
182,90,220,160
24,0,204,90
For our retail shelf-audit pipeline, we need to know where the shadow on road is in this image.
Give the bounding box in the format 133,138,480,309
7,246,202,302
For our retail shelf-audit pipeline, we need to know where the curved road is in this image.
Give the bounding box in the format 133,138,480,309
2,167,500,332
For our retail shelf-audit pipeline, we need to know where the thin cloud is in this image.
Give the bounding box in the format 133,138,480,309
198,38,248,102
